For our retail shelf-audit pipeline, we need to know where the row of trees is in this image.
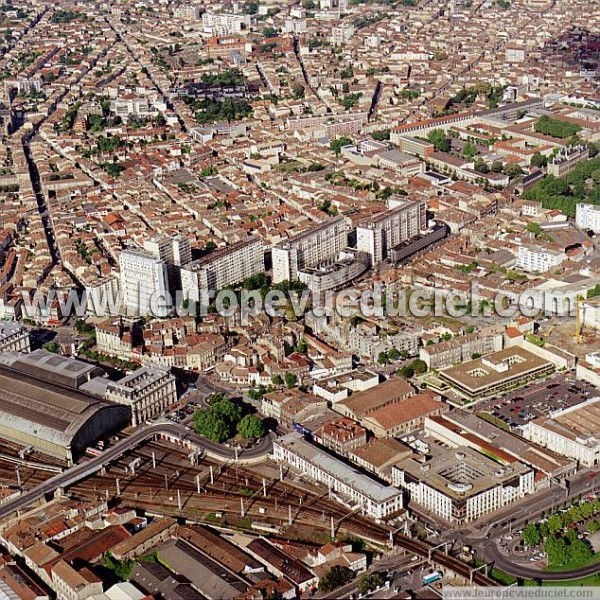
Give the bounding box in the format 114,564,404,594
318,567,385,594
522,498,600,567
534,116,582,139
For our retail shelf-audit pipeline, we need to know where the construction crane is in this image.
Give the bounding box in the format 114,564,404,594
576,295,584,344
576,295,600,343
540,317,557,341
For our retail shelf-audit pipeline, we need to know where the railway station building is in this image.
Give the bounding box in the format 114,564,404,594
0,366,130,464
273,432,403,520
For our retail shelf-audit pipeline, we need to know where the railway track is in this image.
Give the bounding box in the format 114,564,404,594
0,438,498,587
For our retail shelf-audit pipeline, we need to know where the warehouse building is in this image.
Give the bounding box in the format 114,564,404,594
0,367,130,464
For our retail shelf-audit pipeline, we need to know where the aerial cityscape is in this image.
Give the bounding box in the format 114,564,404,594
0,0,598,598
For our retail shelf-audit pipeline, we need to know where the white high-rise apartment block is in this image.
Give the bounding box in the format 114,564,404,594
576,203,600,234
201,12,251,35
181,237,264,300
516,245,565,273
331,24,355,46
144,234,192,290
272,217,348,283
119,250,168,316
174,6,201,20
356,199,426,265
143,234,191,267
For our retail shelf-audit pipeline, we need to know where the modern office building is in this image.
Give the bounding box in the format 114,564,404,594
576,203,600,234
181,237,264,298
392,445,534,524
272,217,348,283
273,432,403,519
119,250,169,316
356,200,426,265
439,347,555,401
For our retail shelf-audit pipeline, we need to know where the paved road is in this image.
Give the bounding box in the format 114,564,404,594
0,422,273,522
470,473,600,581
484,539,600,581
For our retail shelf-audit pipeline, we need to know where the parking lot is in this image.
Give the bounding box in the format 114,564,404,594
478,375,598,429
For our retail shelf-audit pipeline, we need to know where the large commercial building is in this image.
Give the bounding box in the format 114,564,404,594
0,349,106,390
181,237,264,298
522,398,600,468
0,366,130,464
274,432,403,519
119,249,169,316
106,367,177,426
392,445,534,524
439,347,554,401
356,200,426,265
272,217,348,284
576,203,600,234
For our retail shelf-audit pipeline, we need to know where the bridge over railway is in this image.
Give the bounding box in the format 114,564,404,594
0,422,273,521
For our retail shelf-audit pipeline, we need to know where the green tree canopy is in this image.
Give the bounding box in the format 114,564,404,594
427,129,450,152
330,137,353,155
284,373,298,389
462,142,478,160
237,414,265,439
319,566,353,592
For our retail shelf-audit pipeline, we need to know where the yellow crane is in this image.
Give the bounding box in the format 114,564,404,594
576,295,600,343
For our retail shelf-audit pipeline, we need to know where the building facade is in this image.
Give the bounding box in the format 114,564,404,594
181,237,264,298
106,367,177,426
547,145,589,177
119,250,168,316
522,398,600,468
356,200,426,265
272,217,348,283
0,321,30,353
576,203,600,234
516,245,566,273
274,433,403,519
392,447,534,524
